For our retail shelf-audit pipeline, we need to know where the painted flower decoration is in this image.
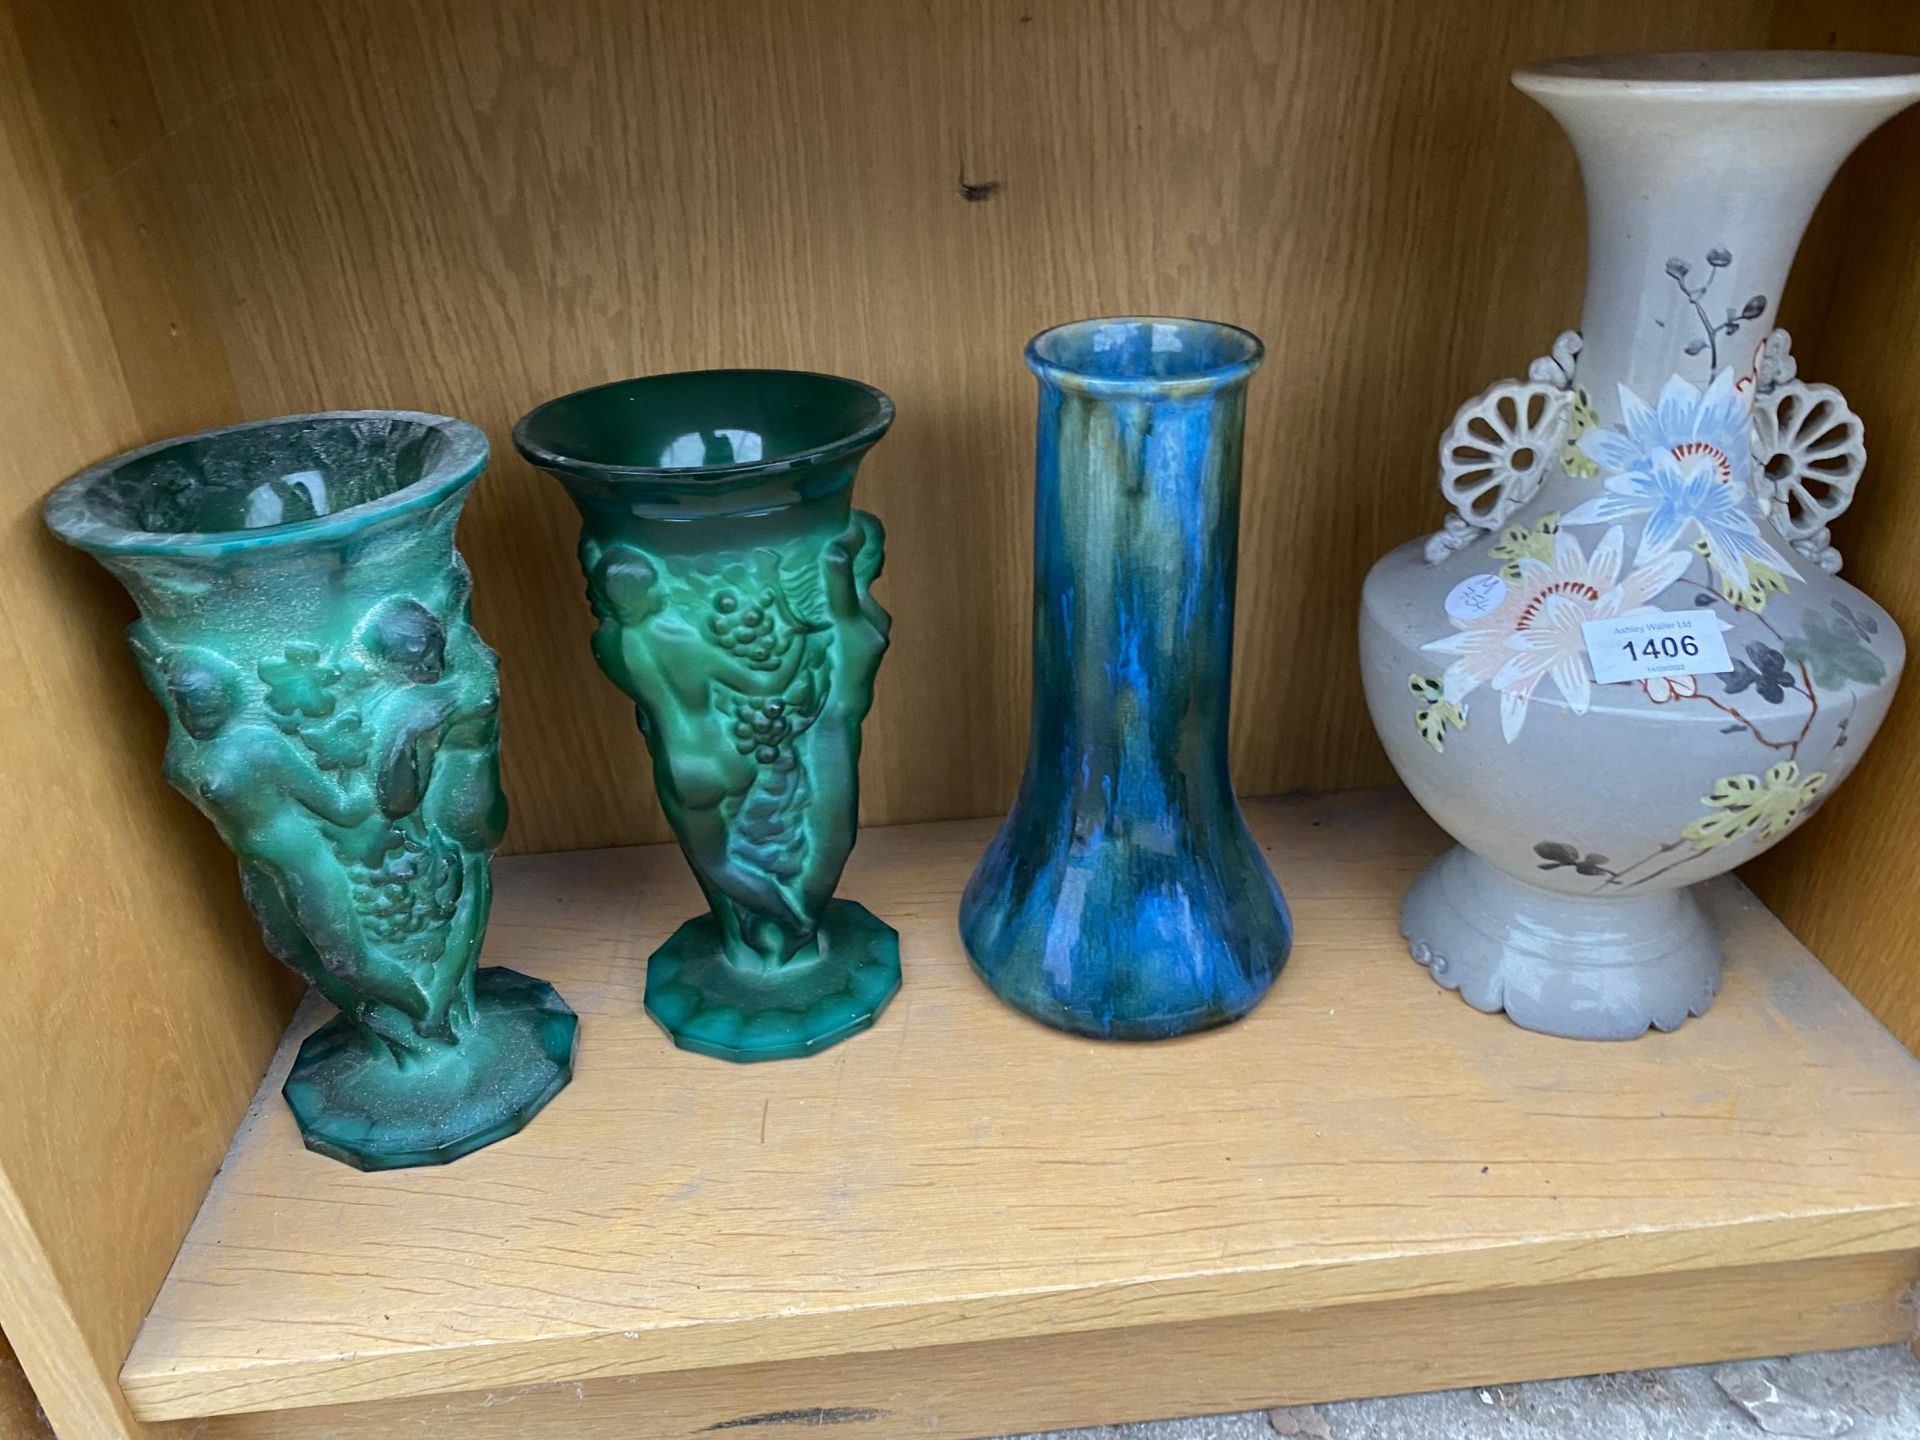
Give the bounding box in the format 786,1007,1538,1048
1534,840,1612,877
1640,673,1698,704
1576,368,1750,489
1424,525,1692,742
1682,762,1827,851
1721,642,1797,705
1487,512,1559,584
1833,600,1878,640
1785,610,1887,690
1704,549,1789,611
1408,674,1467,753
1560,390,1601,480
1563,371,1801,593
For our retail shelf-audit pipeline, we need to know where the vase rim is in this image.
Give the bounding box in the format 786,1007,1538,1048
1025,316,1264,396
44,409,488,560
512,368,895,489
1515,50,1920,101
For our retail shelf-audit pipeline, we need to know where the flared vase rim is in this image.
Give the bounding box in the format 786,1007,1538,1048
1514,50,1920,103
512,368,896,489
44,409,488,561
1025,316,1266,396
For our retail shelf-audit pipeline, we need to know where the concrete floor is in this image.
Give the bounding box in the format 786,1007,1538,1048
1010,1345,1920,1439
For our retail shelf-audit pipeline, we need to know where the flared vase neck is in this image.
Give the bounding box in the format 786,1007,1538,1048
97,492,471,638
1516,52,1920,427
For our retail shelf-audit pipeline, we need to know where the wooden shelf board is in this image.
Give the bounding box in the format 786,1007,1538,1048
120,790,1920,1424
186,1253,1920,1440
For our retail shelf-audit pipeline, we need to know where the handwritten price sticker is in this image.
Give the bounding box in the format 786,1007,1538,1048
1444,574,1507,621
1582,610,1734,686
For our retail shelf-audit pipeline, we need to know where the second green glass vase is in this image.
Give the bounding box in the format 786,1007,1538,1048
517,370,899,1062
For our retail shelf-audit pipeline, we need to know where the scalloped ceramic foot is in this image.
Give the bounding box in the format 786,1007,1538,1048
1402,846,1722,1040
283,967,577,1170
645,898,901,1062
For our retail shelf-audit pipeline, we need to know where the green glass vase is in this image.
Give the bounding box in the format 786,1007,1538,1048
516,370,899,1063
45,412,576,1169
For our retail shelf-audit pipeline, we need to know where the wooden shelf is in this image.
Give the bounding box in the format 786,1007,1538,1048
120,790,1920,1437
7,4,1920,1436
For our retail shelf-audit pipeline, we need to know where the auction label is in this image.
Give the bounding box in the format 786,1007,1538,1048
1582,609,1733,686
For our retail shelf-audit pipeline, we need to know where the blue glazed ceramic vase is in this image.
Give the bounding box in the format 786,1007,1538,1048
960,318,1292,1039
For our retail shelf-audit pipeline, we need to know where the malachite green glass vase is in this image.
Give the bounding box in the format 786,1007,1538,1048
960,318,1293,1039
516,370,899,1063
45,412,576,1169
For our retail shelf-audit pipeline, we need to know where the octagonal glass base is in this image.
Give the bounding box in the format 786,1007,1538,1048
283,966,577,1170
645,898,901,1062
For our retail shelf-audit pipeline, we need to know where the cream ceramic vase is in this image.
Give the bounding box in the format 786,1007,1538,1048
1360,52,1920,1039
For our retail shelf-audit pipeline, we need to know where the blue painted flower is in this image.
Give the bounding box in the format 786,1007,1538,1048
1577,368,1751,488
1563,370,1799,591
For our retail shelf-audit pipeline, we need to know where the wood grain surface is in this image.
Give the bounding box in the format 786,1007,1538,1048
5,4,1920,1437
1745,5,1920,1060
121,791,1920,1423
88,0,1788,855
189,1253,1920,1439
0,7,287,1439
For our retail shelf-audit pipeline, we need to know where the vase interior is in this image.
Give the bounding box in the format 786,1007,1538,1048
514,369,893,481
47,412,485,555
1025,316,1263,392
82,418,445,535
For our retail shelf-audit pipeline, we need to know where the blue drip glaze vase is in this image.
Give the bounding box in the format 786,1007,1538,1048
960,318,1292,1039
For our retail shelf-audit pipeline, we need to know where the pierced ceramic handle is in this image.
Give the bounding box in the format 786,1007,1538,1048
1748,329,1866,575
1424,332,1580,563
